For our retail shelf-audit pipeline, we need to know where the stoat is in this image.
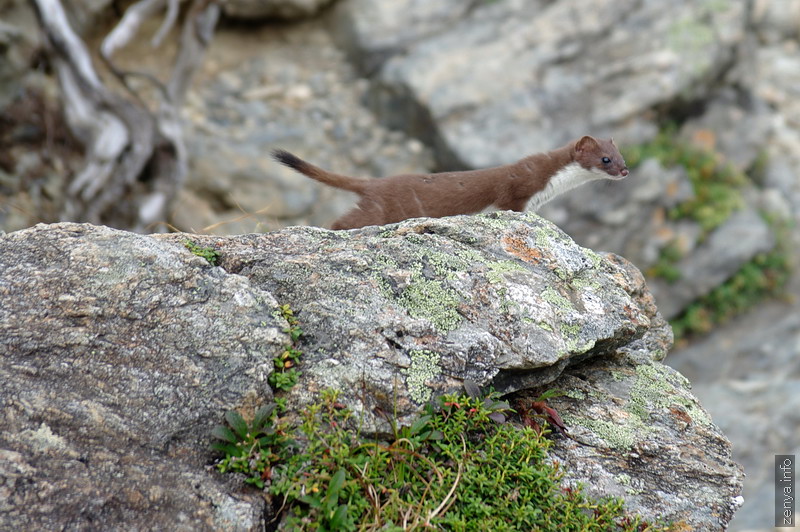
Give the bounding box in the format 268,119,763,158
273,136,628,230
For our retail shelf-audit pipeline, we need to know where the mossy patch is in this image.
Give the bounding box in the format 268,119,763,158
213,390,666,529
623,127,791,339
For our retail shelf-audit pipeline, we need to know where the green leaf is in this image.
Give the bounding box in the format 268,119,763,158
211,425,239,444
408,415,431,436
244,476,265,489
535,389,566,401
327,468,346,499
210,441,240,456
253,403,276,430
225,410,249,439
329,504,348,529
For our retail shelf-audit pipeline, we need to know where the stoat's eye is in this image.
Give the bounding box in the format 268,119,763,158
602,157,611,164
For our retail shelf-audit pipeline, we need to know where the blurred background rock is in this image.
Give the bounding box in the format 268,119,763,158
1,0,798,529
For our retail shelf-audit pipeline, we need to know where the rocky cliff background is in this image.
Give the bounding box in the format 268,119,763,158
1,0,799,529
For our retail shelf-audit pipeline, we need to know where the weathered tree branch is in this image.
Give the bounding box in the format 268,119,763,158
31,0,219,231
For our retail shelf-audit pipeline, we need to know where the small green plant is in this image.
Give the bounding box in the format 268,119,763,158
623,128,792,339
622,126,748,237
213,389,668,530
269,304,304,393
269,369,300,391
183,239,219,265
671,244,791,340
211,403,290,489
647,239,684,284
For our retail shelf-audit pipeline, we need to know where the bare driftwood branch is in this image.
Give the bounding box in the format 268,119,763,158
32,0,219,232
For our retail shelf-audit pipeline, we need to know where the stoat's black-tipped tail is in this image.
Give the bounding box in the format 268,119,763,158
272,149,306,172
271,149,368,193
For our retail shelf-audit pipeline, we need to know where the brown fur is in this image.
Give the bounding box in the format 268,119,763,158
273,136,628,230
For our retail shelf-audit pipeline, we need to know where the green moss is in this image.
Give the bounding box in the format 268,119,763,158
670,239,791,340
215,390,665,529
183,239,219,265
646,239,684,283
404,349,443,404
622,126,748,238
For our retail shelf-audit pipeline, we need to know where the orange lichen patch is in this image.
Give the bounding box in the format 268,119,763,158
669,406,693,425
502,235,543,264
622,304,648,326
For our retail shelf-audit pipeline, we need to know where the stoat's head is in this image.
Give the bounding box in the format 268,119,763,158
574,136,629,179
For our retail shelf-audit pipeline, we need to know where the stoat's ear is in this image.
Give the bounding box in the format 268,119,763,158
575,136,599,152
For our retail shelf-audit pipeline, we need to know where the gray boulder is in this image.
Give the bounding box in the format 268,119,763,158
0,223,287,530
1,215,743,528
333,0,746,168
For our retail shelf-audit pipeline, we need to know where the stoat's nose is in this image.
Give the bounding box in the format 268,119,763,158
620,168,629,177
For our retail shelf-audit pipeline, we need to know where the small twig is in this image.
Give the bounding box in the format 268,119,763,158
101,0,165,59
425,434,465,523
151,0,179,47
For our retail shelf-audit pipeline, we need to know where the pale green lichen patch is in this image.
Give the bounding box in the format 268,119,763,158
571,276,601,291
630,364,712,426
476,212,514,229
561,323,580,337
563,389,587,400
568,364,712,449
532,224,571,249
397,276,462,332
486,260,525,284
583,249,604,270
564,413,646,451
537,321,554,332
404,349,442,403
541,286,573,310
567,338,596,355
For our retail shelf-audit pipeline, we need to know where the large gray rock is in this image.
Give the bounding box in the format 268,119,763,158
333,0,747,168
0,217,743,528
0,223,287,530
162,211,659,430
648,207,775,319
